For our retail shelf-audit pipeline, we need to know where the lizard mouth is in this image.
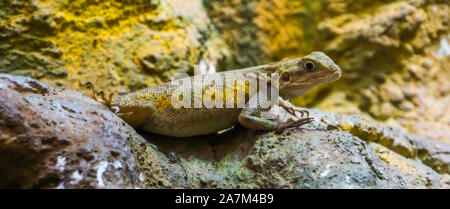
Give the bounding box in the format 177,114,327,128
318,68,341,83
280,70,341,98
306,72,340,84
328,71,341,82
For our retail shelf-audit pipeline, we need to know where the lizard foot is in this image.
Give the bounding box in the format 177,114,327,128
84,82,116,111
275,117,314,134
278,100,310,118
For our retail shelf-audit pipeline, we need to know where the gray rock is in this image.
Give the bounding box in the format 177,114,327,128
0,74,142,188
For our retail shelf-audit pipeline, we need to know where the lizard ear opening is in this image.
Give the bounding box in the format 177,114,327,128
281,73,290,82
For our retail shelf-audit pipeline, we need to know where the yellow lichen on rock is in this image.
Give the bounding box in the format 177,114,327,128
253,0,312,59
1,0,229,94
370,142,442,188
49,0,228,92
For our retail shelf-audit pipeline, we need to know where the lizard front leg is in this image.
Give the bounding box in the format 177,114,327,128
238,94,313,133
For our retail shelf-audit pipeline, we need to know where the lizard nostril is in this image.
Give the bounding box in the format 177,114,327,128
333,65,341,73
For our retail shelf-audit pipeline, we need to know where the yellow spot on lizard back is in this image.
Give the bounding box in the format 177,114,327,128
155,95,172,111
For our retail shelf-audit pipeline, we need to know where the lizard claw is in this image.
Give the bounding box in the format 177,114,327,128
286,106,296,116
97,90,105,100
84,81,98,101
279,100,295,115
297,110,309,118
108,92,114,103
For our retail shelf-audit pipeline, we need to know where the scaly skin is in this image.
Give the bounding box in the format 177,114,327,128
89,52,341,137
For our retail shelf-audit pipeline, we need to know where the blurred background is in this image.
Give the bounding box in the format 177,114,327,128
1,0,449,142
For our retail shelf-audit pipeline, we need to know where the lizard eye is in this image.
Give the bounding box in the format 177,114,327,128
304,61,316,72
281,73,290,82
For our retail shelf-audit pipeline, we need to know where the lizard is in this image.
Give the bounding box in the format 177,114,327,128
86,51,341,137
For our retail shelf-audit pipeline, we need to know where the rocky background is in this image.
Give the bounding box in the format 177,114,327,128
0,0,449,188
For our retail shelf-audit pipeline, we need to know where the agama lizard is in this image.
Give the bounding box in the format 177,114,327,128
86,51,341,137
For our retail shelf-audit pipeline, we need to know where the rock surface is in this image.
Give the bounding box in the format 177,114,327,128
1,74,448,188
0,74,142,188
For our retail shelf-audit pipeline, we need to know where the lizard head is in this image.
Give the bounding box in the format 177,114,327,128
276,51,341,99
